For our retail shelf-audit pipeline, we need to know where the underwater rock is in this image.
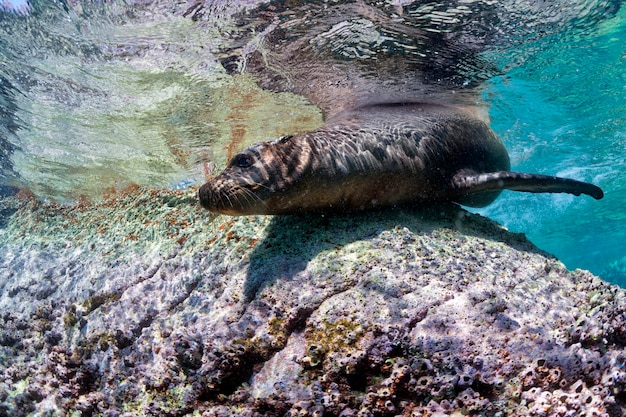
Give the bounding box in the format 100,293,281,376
0,186,624,416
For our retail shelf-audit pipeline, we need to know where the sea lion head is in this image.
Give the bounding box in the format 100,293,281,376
198,136,301,215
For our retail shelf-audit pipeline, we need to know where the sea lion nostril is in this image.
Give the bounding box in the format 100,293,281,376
198,183,214,209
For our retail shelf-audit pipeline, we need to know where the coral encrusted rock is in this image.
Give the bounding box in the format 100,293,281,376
0,186,624,416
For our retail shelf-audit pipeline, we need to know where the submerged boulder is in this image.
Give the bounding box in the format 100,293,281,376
0,186,624,416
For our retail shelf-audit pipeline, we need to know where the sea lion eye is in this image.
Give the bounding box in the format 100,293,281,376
231,153,254,168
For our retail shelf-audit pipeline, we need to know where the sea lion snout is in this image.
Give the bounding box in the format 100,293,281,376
198,146,281,215
198,181,216,210
199,176,269,215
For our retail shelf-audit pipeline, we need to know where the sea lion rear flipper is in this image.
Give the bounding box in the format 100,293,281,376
452,170,604,204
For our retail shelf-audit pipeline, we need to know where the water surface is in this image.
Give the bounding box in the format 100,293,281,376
1,0,624,283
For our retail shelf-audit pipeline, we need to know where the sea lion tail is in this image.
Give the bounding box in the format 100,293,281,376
452,170,604,201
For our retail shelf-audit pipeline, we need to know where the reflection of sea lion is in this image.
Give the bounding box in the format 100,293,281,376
199,103,603,215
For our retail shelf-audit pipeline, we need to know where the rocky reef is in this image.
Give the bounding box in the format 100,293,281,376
0,186,624,416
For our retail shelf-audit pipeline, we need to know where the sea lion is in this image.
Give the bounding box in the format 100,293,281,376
198,103,603,215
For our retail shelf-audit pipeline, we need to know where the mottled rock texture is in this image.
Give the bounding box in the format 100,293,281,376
0,186,624,416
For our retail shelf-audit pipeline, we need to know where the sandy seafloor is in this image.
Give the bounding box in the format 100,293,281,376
0,185,624,416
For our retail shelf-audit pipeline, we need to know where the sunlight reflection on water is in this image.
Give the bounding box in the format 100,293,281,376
0,0,624,282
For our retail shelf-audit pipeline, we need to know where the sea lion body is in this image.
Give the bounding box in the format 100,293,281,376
199,104,603,215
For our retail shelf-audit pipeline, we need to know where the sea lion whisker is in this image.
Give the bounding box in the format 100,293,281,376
247,181,273,192
239,186,268,208
235,188,256,208
222,190,235,209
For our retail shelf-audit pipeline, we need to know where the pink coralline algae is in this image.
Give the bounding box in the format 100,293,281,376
0,187,624,416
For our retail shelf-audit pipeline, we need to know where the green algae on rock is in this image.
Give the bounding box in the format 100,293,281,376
0,187,625,416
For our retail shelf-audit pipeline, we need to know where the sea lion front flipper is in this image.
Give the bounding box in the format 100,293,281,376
451,170,604,207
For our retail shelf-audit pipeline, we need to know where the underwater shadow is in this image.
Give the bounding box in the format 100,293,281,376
244,203,550,301
243,210,383,302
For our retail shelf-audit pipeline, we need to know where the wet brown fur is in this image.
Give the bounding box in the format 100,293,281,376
199,102,604,215
199,103,603,215
200,104,506,215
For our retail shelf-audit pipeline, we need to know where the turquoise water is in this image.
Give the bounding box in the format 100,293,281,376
475,9,626,283
0,1,625,284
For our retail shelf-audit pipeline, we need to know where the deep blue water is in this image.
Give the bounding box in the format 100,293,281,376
0,1,625,285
